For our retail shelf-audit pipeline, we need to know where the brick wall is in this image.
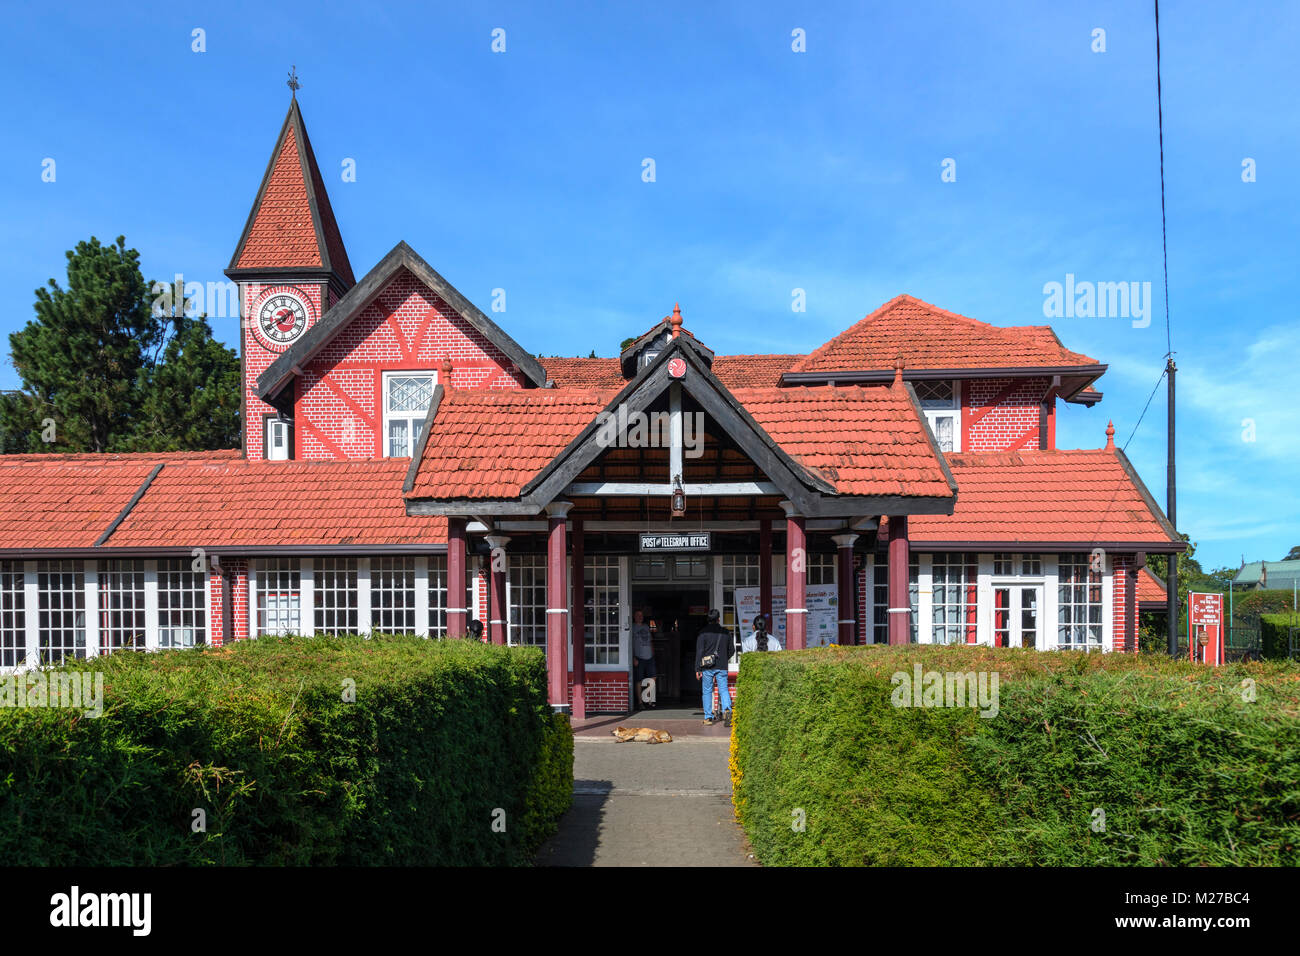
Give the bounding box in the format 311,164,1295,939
963,376,1050,451
208,559,249,645
1112,554,1134,653
241,282,326,462
569,671,630,714
294,270,527,461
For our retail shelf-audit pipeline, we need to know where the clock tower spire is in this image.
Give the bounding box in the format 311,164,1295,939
226,93,355,460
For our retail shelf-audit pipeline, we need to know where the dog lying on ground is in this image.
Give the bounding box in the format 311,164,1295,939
611,726,673,744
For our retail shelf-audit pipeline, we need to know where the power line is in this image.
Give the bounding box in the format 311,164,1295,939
1122,365,1168,451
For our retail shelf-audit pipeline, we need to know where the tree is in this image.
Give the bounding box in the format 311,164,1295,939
119,312,240,451
7,236,159,451
1285,546,1300,561
3,236,240,453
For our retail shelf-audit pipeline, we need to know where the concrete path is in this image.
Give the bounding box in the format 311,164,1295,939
535,730,757,867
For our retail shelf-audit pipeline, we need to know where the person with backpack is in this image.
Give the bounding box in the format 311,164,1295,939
694,609,734,726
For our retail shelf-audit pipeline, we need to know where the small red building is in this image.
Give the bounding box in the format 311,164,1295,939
0,100,1183,715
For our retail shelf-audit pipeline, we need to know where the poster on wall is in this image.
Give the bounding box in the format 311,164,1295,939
734,585,839,649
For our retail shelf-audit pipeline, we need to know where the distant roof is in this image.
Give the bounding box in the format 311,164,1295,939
1234,559,1300,587
1137,566,1169,608
885,447,1183,551
787,294,1101,377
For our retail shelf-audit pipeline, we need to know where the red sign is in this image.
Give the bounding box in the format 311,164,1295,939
667,357,686,379
1188,592,1224,665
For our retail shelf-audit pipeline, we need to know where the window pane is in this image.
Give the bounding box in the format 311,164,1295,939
387,375,434,414
388,419,409,457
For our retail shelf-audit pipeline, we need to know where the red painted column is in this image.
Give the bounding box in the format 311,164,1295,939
833,533,859,646
570,518,587,720
545,502,572,713
447,517,468,637
887,516,910,645
485,534,509,646
1124,556,1138,653
759,519,773,627
782,501,807,650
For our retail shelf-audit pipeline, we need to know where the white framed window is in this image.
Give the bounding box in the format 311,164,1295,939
265,417,290,460
931,552,974,644
371,557,417,633
1057,554,1104,650
0,562,25,668
383,371,437,457
584,556,620,665
915,380,961,453
428,555,474,636
100,559,147,652
256,558,301,636
158,558,206,648
508,554,547,648
316,557,359,635
38,560,85,665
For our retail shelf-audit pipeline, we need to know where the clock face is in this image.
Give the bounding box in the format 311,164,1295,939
257,293,309,345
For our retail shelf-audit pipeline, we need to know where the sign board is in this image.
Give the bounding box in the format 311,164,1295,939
734,584,839,651
1188,591,1224,665
639,532,710,552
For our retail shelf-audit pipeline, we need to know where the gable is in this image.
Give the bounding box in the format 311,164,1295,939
256,241,547,404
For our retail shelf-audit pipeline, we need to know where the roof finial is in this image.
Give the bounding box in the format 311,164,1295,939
670,302,682,339
287,65,301,99
892,354,905,387
1105,420,1115,450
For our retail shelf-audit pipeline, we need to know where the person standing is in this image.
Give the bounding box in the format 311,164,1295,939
695,609,734,726
740,614,782,653
631,608,657,709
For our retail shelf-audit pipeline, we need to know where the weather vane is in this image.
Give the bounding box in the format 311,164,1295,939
287,65,301,98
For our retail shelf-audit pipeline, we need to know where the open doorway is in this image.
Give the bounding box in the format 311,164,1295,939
631,586,711,706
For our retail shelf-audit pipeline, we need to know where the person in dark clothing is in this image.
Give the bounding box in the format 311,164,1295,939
694,609,734,726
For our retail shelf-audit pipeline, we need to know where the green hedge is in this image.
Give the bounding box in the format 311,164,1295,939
1261,613,1299,660
731,645,1300,866
0,635,573,865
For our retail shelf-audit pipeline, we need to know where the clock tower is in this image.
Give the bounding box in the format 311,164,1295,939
226,94,354,461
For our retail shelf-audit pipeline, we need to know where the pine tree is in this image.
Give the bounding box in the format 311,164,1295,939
2,236,240,453
6,236,158,451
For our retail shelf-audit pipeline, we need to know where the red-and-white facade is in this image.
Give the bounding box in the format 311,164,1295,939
0,100,1183,716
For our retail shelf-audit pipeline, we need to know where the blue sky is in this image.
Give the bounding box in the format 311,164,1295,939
0,1,1295,571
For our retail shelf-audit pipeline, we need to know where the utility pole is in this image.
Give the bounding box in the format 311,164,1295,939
1166,357,1178,655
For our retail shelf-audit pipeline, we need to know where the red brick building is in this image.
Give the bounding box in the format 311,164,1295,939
0,100,1183,716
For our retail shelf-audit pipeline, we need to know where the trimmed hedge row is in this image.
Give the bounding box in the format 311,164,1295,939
731,645,1300,866
0,635,572,865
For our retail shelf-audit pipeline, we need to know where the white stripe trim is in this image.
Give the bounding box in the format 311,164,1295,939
887,608,912,614
784,608,808,614
546,608,569,614
837,619,856,624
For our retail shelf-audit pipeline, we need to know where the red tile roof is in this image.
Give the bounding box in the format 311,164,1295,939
408,380,952,502
1137,566,1169,605
106,459,444,547
231,103,354,285
732,384,954,498
891,449,1178,547
789,294,1099,374
406,388,618,500
540,357,624,388
712,354,802,388
0,462,160,549
540,353,802,390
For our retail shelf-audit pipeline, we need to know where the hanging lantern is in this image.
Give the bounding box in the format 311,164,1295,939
670,475,686,517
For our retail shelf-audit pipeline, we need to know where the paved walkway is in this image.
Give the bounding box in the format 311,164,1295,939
535,719,756,867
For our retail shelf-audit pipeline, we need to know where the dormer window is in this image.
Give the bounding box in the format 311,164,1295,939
915,380,961,453
383,371,437,457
